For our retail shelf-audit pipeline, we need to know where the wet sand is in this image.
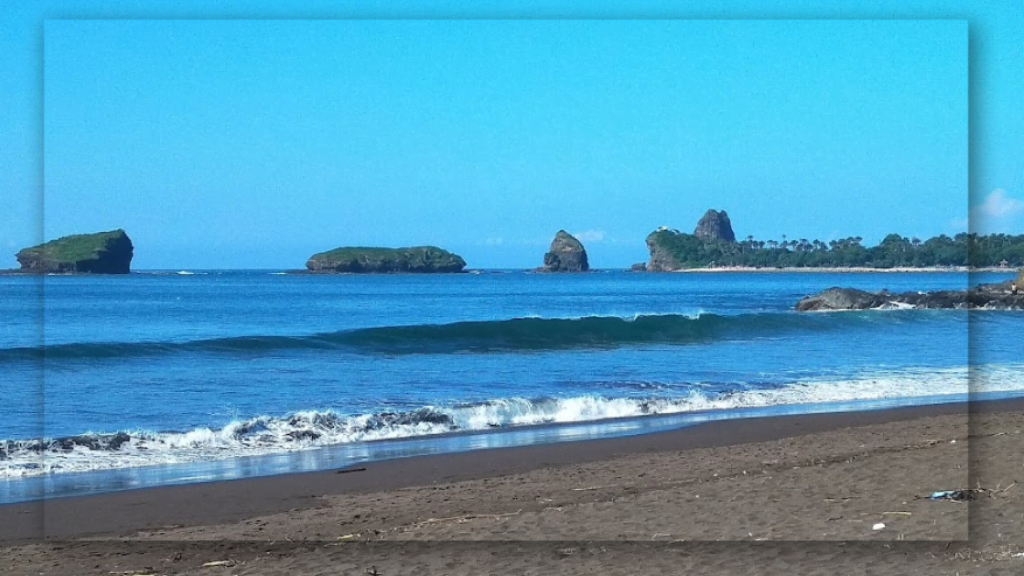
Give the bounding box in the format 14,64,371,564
2,399,1022,575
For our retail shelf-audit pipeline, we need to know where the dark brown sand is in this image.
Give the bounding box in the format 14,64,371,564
2,399,1022,575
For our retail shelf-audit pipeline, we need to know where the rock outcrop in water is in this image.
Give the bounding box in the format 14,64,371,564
1,432,132,459
795,285,1024,311
538,230,589,272
15,229,134,274
693,209,736,243
305,246,467,273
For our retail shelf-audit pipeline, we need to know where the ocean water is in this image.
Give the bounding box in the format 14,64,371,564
1,270,1020,503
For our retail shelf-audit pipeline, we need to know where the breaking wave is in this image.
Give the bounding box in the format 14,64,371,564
1,363,1008,479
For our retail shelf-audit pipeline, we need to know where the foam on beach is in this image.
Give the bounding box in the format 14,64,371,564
2,364,1018,479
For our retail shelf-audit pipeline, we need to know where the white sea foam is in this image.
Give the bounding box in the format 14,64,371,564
2,364,1020,479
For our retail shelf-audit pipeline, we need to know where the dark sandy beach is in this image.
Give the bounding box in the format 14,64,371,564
2,399,1022,575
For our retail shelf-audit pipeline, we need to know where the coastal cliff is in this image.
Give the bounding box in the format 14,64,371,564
646,229,683,271
305,246,466,273
645,228,712,271
538,230,589,272
15,229,134,274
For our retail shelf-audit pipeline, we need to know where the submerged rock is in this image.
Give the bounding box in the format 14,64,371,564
286,430,322,441
538,230,589,272
107,432,131,450
306,246,466,273
363,409,456,432
796,284,1024,311
16,229,133,274
693,209,736,243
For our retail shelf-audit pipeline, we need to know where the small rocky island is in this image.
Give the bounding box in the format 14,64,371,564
537,230,589,272
796,283,1023,311
15,229,134,274
305,246,467,273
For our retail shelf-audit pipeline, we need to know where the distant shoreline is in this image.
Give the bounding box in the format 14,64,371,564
668,266,1016,274
0,266,1017,275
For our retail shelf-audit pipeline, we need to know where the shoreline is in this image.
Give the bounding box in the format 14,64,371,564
1,395,987,496
669,266,1016,274
3,398,1022,574
2,397,1018,543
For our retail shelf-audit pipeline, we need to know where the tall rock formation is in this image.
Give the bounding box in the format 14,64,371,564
693,209,736,243
539,230,589,272
16,229,134,274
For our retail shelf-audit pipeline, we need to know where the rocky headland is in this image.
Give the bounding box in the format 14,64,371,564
305,246,467,273
638,208,1024,272
795,283,1023,311
644,209,739,272
537,230,589,272
645,228,688,271
14,229,134,274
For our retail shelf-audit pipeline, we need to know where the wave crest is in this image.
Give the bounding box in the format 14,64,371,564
0,311,912,362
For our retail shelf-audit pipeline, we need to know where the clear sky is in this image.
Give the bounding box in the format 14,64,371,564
3,1,1022,270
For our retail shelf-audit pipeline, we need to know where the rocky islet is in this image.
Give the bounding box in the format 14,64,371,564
304,246,467,273
14,229,134,274
537,230,590,272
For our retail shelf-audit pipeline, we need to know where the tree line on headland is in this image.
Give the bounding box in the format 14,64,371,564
646,229,1024,269
643,209,1024,271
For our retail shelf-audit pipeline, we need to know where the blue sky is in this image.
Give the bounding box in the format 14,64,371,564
3,1,1022,269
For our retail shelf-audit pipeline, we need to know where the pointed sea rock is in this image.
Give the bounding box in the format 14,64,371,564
539,230,589,272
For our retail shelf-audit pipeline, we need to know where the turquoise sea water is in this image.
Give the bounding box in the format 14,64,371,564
0,270,1019,502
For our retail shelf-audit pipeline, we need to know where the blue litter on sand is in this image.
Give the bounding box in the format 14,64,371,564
928,490,974,501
